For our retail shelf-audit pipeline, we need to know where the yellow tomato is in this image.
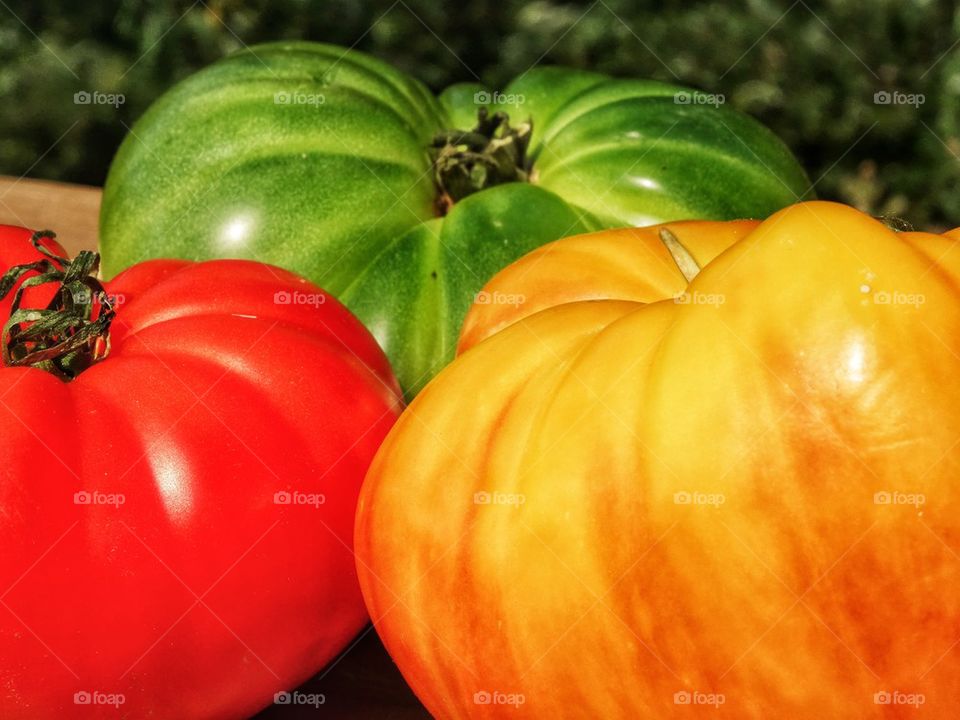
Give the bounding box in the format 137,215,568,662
356,201,960,718
458,218,760,351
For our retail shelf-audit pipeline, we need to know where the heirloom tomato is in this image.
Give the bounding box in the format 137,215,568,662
100,42,810,398
357,203,960,718
0,224,401,718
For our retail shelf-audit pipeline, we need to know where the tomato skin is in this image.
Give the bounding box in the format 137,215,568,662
0,228,402,718
458,219,761,352
0,225,68,322
100,43,811,399
356,202,960,717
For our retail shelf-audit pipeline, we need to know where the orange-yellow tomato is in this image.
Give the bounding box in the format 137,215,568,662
458,218,760,352
356,201,960,718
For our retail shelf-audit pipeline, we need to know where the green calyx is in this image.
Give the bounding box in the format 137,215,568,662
430,107,532,212
0,231,115,380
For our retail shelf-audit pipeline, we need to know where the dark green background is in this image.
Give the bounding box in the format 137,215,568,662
2,0,959,228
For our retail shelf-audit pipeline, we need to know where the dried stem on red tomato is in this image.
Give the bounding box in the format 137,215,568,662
0,231,115,380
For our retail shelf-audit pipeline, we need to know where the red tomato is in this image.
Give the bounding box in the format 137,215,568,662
0,225,402,718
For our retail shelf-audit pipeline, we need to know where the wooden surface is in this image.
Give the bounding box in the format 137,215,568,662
0,175,432,720
0,176,102,255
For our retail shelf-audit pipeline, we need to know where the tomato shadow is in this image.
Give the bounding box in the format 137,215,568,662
253,627,430,719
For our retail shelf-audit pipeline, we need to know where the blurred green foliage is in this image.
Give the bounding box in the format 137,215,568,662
1,0,959,227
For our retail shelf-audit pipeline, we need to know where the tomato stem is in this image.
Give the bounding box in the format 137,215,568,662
0,231,115,380
875,215,913,232
659,228,701,284
430,108,532,212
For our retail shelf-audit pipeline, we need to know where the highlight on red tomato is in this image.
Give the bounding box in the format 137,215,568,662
0,224,402,719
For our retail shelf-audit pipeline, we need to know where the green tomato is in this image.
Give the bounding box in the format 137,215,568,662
100,42,811,399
